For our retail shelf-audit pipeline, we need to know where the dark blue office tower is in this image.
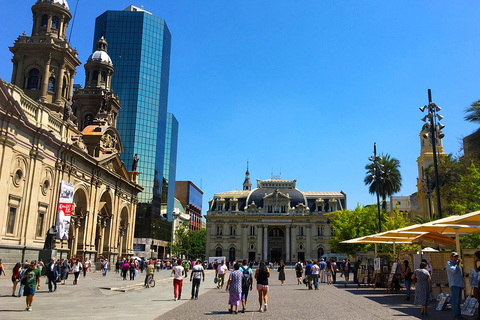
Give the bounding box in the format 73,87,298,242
162,113,179,222
94,5,172,241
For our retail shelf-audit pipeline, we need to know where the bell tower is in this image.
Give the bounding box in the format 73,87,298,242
73,37,120,131
9,0,81,114
415,123,446,218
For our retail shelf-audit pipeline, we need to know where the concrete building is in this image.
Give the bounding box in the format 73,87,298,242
1,0,142,267
175,181,203,231
205,168,346,264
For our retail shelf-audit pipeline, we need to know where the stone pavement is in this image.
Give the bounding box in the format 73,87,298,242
0,269,475,320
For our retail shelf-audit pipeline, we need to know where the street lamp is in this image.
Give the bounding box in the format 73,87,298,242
419,89,444,219
369,142,383,233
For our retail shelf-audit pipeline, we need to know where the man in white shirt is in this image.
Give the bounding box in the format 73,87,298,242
216,260,228,289
190,260,205,300
171,260,185,301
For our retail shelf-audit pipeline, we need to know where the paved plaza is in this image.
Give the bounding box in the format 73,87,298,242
0,269,473,319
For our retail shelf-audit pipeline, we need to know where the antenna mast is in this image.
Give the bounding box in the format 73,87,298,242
68,0,80,43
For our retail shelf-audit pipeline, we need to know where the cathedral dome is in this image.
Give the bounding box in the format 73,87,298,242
37,0,69,10
247,186,306,208
87,51,112,64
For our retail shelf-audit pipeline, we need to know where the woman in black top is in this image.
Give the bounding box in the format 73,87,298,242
278,260,286,285
255,261,270,312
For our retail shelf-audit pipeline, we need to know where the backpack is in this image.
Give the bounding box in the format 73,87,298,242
295,263,302,272
241,266,251,287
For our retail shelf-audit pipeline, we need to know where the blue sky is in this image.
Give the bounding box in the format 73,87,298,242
1,1,479,212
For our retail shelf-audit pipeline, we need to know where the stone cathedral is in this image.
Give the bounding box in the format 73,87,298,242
205,166,347,264
0,0,142,267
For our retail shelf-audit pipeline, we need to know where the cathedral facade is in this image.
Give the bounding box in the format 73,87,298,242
205,167,346,264
0,0,142,267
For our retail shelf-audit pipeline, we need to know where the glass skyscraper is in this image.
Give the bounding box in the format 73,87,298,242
94,6,173,240
162,113,179,222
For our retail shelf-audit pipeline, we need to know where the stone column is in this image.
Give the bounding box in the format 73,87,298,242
55,60,65,104
118,227,125,259
305,225,312,261
291,226,297,262
15,56,24,88
98,219,105,255
286,225,291,263
263,226,268,261
72,218,81,256
242,225,248,261
40,54,51,101
256,225,263,261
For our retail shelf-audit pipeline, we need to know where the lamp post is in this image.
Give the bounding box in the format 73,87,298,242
369,142,383,233
419,89,444,219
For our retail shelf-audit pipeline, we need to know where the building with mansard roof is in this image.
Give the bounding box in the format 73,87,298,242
205,166,346,264
0,0,142,267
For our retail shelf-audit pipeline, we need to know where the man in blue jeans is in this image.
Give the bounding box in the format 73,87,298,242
446,252,464,320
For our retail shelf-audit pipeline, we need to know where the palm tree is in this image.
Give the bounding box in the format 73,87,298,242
465,100,480,123
364,154,402,210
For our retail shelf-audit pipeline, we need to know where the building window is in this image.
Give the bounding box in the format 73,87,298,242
230,226,235,236
36,211,45,237
229,247,236,262
281,205,286,213
298,227,304,236
216,226,222,236
250,226,255,236
41,15,48,27
217,205,223,211
85,114,93,127
41,180,50,196
317,247,325,259
267,205,273,213
62,77,67,97
7,207,17,234
93,70,99,83
52,16,59,29
317,226,324,236
27,69,40,90
101,71,106,82
215,247,222,257
318,205,323,212
13,169,23,187
231,203,236,211
47,77,55,93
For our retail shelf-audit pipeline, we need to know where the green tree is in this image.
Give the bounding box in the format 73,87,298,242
189,228,207,260
465,100,480,123
328,204,412,256
364,154,402,210
171,222,191,258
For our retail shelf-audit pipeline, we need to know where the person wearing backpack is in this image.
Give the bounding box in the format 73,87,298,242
295,261,303,285
239,259,253,313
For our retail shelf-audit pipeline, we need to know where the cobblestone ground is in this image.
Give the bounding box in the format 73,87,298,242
0,269,473,320
157,270,471,320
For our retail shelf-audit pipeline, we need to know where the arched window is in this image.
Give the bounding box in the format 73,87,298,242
229,247,236,263
52,16,59,29
317,247,324,260
47,77,55,93
27,69,40,90
41,15,48,27
215,247,222,257
84,114,93,127
92,70,99,83
101,71,106,82
62,77,67,97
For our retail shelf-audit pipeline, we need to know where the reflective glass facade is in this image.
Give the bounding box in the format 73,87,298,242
162,112,179,221
94,8,172,240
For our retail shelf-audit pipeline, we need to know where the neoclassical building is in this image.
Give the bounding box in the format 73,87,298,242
0,0,142,266
205,168,346,264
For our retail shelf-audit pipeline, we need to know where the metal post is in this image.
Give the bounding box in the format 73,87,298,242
428,89,442,219
374,143,382,233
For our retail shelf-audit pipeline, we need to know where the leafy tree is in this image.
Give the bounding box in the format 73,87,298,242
364,154,402,210
465,100,480,124
170,222,207,260
328,204,412,256
189,228,207,260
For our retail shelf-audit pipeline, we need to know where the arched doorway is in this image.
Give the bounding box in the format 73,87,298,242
95,191,113,261
71,188,89,259
317,247,325,260
118,207,129,260
215,247,222,257
268,227,285,263
229,247,236,263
